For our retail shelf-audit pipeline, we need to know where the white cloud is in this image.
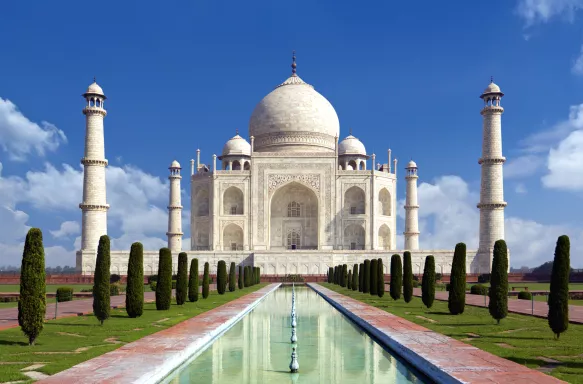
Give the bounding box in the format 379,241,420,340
0,98,66,161
572,45,583,75
514,183,528,194
50,221,80,239
516,0,583,26
504,155,544,179
399,175,583,267
542,130,583,190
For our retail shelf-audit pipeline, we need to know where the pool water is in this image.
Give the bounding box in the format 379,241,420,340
162,286,429,384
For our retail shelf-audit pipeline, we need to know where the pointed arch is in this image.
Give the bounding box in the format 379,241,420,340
379,188,391,216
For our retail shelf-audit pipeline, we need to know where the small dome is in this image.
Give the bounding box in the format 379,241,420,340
170,160,181,168
222,134,251,157
85,81,104,96
483,81,501,94
406,160,417,168
338,134,366,156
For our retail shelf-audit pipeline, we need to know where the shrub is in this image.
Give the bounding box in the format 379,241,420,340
448,243,466,315
188,258,199,302
1,297,18,303
370,259,378,295
176,252,188,305
126,242,144,318
155,248,173,310
238,265,243,290
435,273,442,281
412,275,419,282
390,254,402,300
421,255,435,309
328,267,333,283
478,273,491,284
229,262,236,292
110,283,121,296
202,262,210,299
147,275,158,284
548,235,570,339
471,284,488,295
92,235,111,325
352,264,358,291
80,288,93,293
518,291,532,300
363,260,371,293
347,270,352,290
217,260,227,295
18,228,46,345
56,287,73,302
403,251,413,303
359,263,364,292
412,280,420,288
377,258,384,298
171,280,177,290
489,240,508,324
150,281,157,291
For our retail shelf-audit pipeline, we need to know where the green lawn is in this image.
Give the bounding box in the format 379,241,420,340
0,297,86,309
0,284,96,293
509,295,583,307
0,284,266,383
463,282,583,291
322,283,583,384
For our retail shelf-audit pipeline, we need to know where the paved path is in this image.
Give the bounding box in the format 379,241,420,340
311,283,565,384
37,284,279,384
412,288,583,324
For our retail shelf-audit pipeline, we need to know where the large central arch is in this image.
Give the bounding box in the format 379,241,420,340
269,182,319,250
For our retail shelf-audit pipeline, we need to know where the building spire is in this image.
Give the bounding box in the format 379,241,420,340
490,76,494,83
349,127,353,136
291,50,297,76
93,76,96,83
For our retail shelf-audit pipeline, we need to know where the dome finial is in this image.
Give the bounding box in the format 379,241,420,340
291,50,297,76
93,76,96,83
490,76,493,83
349,127,352,135
235,128,239,135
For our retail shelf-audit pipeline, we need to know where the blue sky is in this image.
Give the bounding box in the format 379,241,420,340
1,0,582,267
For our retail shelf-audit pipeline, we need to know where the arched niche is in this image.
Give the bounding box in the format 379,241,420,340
193,188,209,217
379,188,391,216
345,186,365,215
269,182,318,250
223,186,244,215
378,224,391,250
223,223,243,250
344,224,365,250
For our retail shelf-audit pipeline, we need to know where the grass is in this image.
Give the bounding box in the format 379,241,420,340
322,283,583,384
463,282,583,291
0,297,85,309
0,284,96,293
0,284,266,383
509,295,583,307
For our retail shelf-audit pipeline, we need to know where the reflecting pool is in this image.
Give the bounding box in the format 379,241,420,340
162,286,430,384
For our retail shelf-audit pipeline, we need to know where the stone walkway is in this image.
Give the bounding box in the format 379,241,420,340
412,288,583,324
36,284,279,384
310,283,565,384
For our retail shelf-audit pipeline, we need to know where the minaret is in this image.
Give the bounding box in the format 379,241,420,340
403,160,420,250
477,79,507,271
167,160,183,252
79,79,109,253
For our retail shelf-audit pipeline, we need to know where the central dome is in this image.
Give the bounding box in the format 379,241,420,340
249,66,340,153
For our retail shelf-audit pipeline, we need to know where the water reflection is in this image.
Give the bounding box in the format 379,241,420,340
163,287,428,384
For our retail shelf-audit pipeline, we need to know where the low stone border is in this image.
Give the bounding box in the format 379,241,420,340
309,283,565,384
35,284,279,384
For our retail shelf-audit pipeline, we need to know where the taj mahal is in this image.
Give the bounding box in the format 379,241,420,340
76,53,507,276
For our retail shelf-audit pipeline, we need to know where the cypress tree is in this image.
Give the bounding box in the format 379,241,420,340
245,266,250,287
377,258,384,298
403,251,413,303
390,254,402,300
238,265,243,289
359,263,364,292
229,262,236,292
363,259,371,293
328,267,333,283
155,247,173,310
352,264,358,291
370,259,378,295
18,228,46,345
217,260,227,294
202,262,210,299
126,242,144,318
93,235,111,324
334,266,338,284
548,235,570,339
347,270,352,290
448,243,466,315
489,240,508,324
340,264,347,287
176,252,188,305
257,267,261,284
421,255,435,309
188,258,199,302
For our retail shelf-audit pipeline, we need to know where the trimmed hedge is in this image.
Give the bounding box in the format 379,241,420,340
403,251,413,303
358,263,364,292
377,258,384,298
448,242,466,315
93,235,111,325
370,259,378,295
328,267,334,283
471,284,488,295
488,240,508,324
188,258,199,302
126,242,144,318
421,255,435,309
390,254,402,300
363,260,371,293
217,260,227,294
176,252,188,305
56,287,73,303
347,270,352,290
238,265,243,289
518,291,532,300
202,262,210,299
352,264,358,291
229,262,236,292
341,264,348,288
549,235,570,338
155,248,173,310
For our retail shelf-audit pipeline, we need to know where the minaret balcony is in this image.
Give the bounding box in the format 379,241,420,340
81,158,108,166
478,157,505,165
82,107,107,116
79,203,110,211
477,202,507,209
